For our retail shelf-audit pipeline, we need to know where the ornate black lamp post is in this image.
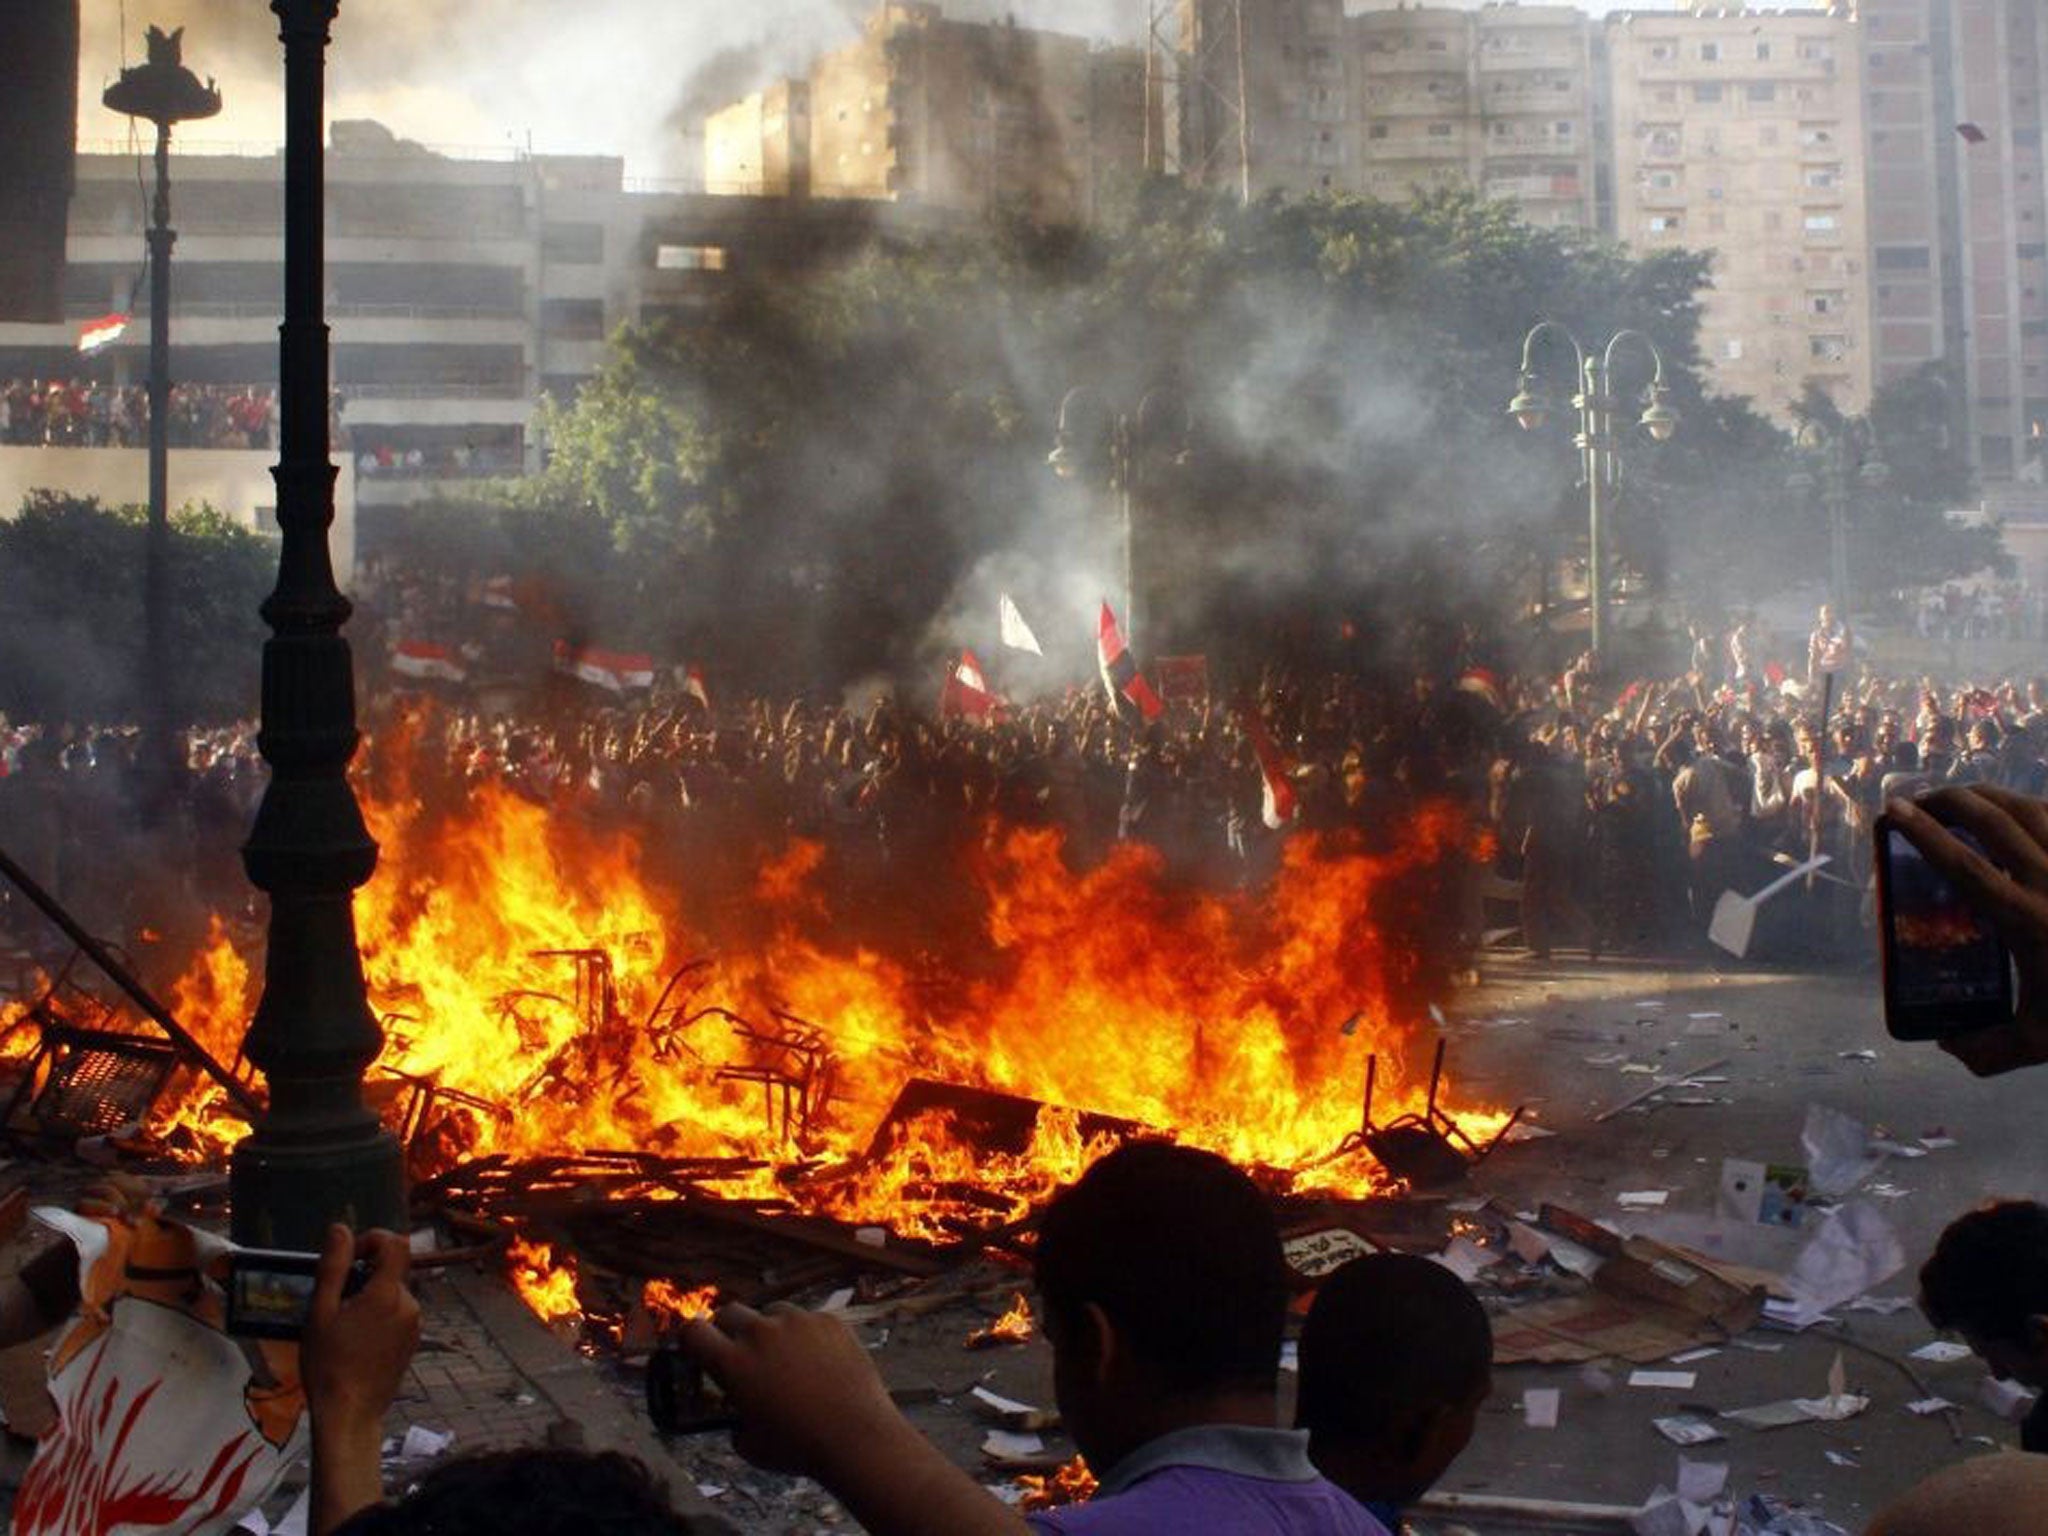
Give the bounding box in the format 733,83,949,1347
231,0,406,1248
1507,324,1678,663
1048,387,1190,653
103,26,220,807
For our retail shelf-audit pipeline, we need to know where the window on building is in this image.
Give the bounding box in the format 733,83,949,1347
1648,214,1682,233
541,298,605,339
1694,83,1724,103
655,244,728,272
1369,123,1389,139
1700,41,1721,62
1724,337,1744,360
1804,213,1839,234
541,222,604,264
1805,165,1840,189
1875,244,1931,270
1809,290,1846,315
1649,170,1679,189
1760,125,1779,146
1756,41,1772,61
1556,121,1573,137
1428,122,1454,137
1810,334,1848,362
1655,86,1678,104
1799,40,1834,63
1748,83,1776,103
1798,123,1834,148
1649,41,1676,61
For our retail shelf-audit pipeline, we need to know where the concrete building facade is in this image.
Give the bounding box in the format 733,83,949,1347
1862,0,2048,484
703,80,813,198
1347,4,1596,228
1607,5,1872,421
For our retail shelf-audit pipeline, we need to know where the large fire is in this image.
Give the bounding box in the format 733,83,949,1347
133,722,1501,1270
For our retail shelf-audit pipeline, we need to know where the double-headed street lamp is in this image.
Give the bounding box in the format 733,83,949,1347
103,25,221,809
1787,418,1889,615
1048,387,1189,655
1507,324,1678,663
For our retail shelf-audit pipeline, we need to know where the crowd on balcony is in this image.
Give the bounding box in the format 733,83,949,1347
0,379,277,450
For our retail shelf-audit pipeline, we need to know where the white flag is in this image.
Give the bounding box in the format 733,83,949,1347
999,593,1043,656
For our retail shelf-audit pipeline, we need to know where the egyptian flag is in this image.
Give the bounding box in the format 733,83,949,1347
480,574,518,610
77,313,129,355
1238,701,1298,830
681,663,711,712
1961,686,2000,717
553,640,655,693
391,640,466,683
1096,602,1163,722
1456,666,1506,712
940,648,1001,721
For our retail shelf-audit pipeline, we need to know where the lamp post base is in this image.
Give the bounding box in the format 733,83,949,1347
231,1124,405,1250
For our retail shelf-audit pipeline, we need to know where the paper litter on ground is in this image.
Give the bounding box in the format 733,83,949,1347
1523,1388,1560,1428
399,1425,454,1460
1847,1295,1915,1315
1677,1457,1729,1503
1652,1415,1726,1446
1908,1341,1973,1363
1629,1370,1698,1390
1618,1190,1672,1208
1979,1376,2039,1421
981,1429,1046,1459
1905,1397,1955,1416
1669,1347,1721,1365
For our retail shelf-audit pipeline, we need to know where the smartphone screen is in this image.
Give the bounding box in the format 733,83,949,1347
1876,816,2013,1039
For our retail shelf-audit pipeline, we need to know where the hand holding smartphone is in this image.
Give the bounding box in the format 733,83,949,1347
1876,810,2014,1040
224,1248,370,1339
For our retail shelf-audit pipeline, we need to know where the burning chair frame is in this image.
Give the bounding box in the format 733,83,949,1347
1338,1039,1525,1189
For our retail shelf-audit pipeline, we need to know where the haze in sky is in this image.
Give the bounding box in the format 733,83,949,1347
80,0,1685,180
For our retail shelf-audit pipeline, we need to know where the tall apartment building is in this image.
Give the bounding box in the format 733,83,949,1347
1607,6,1872,420
1347,4,1596,229
746,2,1149,225
1178,0,1350,198
704,80,813,198
1862,0,2048,483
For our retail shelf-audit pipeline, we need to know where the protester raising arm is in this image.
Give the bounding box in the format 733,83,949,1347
1884,785,2048,1075
303,1224,422,1536
679,1303,1028,1536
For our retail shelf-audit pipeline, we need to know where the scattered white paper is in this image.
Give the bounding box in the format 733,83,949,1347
1732,1338,1784,1353
1688,1012,1724,1020
1838,1050,1878,1063
1547,1235,1604,1279
273,1492,310,1536
1909,1341,1973,1364
1779,1201,1904,1328
1636,1000,1667,1008
1630,1493,1704,1536
1685,1019,1729,1037
697,1484,728,1499
981,1430,1046,1458
1980,1376,2039,1422
1621,1063,1662,1076
1433,1237,1501,1283
1653,1416,1726,1446
1670,1347,1721,1365
1619,1190,1672,1208
1823,1450,1861,1468
971,1386,1041,1419
1919,1134,1958,1151
820,1287,856,1312
1629,1370,1698,1390
1906,1397,1955,1416
1523,1387,1560,1428
230,1511,270,1536
1803,1103,1884,1197
1848,1295,1915,1315
1723,1399,1820,1430
400,1425,454,1460
1502,1122,1557,1143
1677,1457,1729,1503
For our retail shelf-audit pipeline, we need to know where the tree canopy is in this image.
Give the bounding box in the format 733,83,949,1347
418,183,1993,686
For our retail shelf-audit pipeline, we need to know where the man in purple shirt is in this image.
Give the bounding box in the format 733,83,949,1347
682,1142,1387,1536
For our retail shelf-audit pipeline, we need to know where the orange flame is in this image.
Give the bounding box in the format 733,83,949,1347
643,1278,718,1326
143,723,1504,1318
508,1238,580,1325
966,1291,1034,1349
1016,1456,1097,1510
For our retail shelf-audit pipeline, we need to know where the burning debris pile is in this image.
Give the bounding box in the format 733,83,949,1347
1,728,1513,1328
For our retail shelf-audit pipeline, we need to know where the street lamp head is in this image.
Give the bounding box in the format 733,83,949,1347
1796,420,1827,452
1638,386,1679,443
1047,438,1081,479
103,26,222,127
1507,373,1551,432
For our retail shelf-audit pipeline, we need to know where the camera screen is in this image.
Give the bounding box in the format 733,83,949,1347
230,1265,317,1329
1886,826,2007,1009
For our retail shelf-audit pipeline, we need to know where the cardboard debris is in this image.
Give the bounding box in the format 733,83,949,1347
1280,1225,1377,1280
1491,1206,1766,1366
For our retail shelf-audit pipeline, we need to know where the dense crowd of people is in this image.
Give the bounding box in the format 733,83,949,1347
0,378,278,450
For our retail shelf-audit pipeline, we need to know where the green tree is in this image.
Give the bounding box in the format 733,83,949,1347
0,492,275,723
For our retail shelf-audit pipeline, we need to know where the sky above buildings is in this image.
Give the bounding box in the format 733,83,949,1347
81,0,1684,180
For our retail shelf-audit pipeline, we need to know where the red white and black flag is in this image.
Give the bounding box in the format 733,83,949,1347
1237,699,1298,830
390,639,466,684
553,640,655,694
1456,666,1507,712
1096,602,1163,722
939,648,1002,721
680,662,711,712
